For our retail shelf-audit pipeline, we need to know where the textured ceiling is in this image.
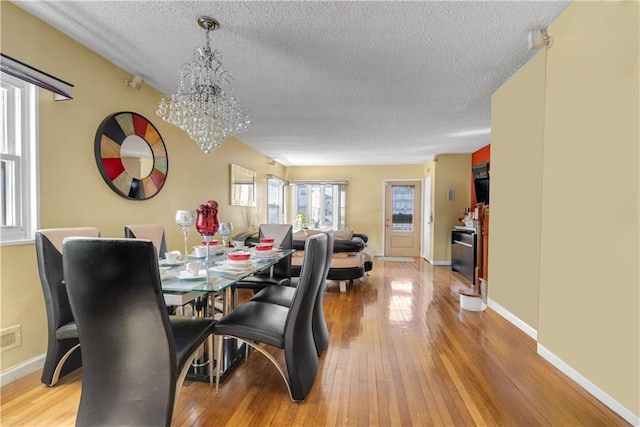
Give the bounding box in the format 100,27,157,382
12,1,570,166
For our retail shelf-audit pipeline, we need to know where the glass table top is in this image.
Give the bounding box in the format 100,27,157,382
160,248,294,293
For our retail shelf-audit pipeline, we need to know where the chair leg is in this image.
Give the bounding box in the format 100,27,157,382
208,334,214,387
232,337,301,402
215,334,223,393
49,343,81,386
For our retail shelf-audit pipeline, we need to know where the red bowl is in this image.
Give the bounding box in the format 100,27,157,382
202,240,219,246
227,252,251,261
256,244,273,251
259,238,275,244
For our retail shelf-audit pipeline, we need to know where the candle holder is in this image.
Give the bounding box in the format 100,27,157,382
196,200,220,266
175,210,196,262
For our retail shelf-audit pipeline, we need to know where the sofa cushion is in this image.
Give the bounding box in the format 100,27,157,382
292,251,363,269
333,228,353,240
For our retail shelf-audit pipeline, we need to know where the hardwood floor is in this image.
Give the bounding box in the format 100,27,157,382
1,259,629,426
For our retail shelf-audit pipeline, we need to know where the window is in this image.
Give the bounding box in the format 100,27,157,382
1,74,38,244
391,184,414,232
266,175,287,224
291,182,346,230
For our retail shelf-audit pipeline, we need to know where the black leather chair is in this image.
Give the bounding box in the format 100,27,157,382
235,224,293,292
250,231,334,356
35,227,100,386
124,224,168,259
62,237,215,427
214,233,327,402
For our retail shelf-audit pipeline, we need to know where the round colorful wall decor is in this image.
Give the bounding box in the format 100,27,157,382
94,112,168,200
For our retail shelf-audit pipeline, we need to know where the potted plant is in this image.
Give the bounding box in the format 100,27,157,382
296,213,309,230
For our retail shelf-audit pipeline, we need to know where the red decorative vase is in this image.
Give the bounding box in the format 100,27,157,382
196,200,219,236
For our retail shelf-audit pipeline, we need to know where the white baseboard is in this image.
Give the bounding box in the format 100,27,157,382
428,259,451,266
537,344,639,427
0,353,45,387
487,298,538,340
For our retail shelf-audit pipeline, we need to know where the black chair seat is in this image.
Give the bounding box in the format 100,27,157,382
236,224,293,293
214,301,289,348
235,275,290,290
170,316,217,373
250,231,335,356
251,285,295,307
214,233,328,402
54,322,78,340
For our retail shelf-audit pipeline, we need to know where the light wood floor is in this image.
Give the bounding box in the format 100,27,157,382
1,259,629,426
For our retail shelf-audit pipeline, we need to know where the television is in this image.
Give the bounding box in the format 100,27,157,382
472,162,490,205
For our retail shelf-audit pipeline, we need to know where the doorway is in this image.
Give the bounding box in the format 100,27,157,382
384,180,422,257
421,176,432,260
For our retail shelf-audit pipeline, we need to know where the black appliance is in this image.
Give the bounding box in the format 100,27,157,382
451,226,477,285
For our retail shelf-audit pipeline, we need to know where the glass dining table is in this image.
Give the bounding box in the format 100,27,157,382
160,247,295,382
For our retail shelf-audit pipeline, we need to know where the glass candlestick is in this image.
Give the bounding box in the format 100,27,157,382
175,210,196,261
218,222,233,248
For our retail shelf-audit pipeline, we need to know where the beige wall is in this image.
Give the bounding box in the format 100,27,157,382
489,50,546,329
539,1,639,416
490,1,639,418
286,165,424,255
0,3,276,371
428,154,472,262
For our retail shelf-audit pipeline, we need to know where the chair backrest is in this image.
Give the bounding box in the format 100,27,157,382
312,230,334,355
63,237,176,427
258,224,292,278
124,224,168,258
283,233,327,398
35,228,100,333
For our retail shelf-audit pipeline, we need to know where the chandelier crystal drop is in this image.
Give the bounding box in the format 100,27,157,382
157,16,251,154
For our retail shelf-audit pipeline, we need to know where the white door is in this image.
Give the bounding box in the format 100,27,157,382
384,180,422,257
421,176,432,260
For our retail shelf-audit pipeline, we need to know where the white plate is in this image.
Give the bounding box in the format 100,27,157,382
160,271,176,280
217,263,253,272
159,266,171,271
177,270,207,280
209,265,253,275
160,260,186,267
190,253,206,259
222,259,254,266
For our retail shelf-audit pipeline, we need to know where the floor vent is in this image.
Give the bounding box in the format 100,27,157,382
1,325,22,351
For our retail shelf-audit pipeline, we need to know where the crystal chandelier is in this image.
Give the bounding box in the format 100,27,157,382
157,16,251,154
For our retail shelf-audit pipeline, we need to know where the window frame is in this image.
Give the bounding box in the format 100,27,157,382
1,73,39,245
290,181,346,230
266,175,288,224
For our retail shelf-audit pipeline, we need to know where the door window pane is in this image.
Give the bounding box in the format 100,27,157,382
391,185,414,232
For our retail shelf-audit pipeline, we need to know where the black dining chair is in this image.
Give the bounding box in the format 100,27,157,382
35,227,100,386
234,224,293,292
250,231,334,356
214,233,327,402
124,224,168,259
62,237,215,427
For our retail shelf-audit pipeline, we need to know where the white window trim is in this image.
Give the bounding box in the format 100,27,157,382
1,74,39,245
267,175,288,224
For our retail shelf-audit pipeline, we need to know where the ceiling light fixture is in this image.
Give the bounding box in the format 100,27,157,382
157,16,251,154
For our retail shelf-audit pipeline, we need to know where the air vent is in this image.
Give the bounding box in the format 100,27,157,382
1,325,22,351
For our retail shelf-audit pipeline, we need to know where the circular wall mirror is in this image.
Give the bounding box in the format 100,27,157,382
120,135,154,178
94,112,168,200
